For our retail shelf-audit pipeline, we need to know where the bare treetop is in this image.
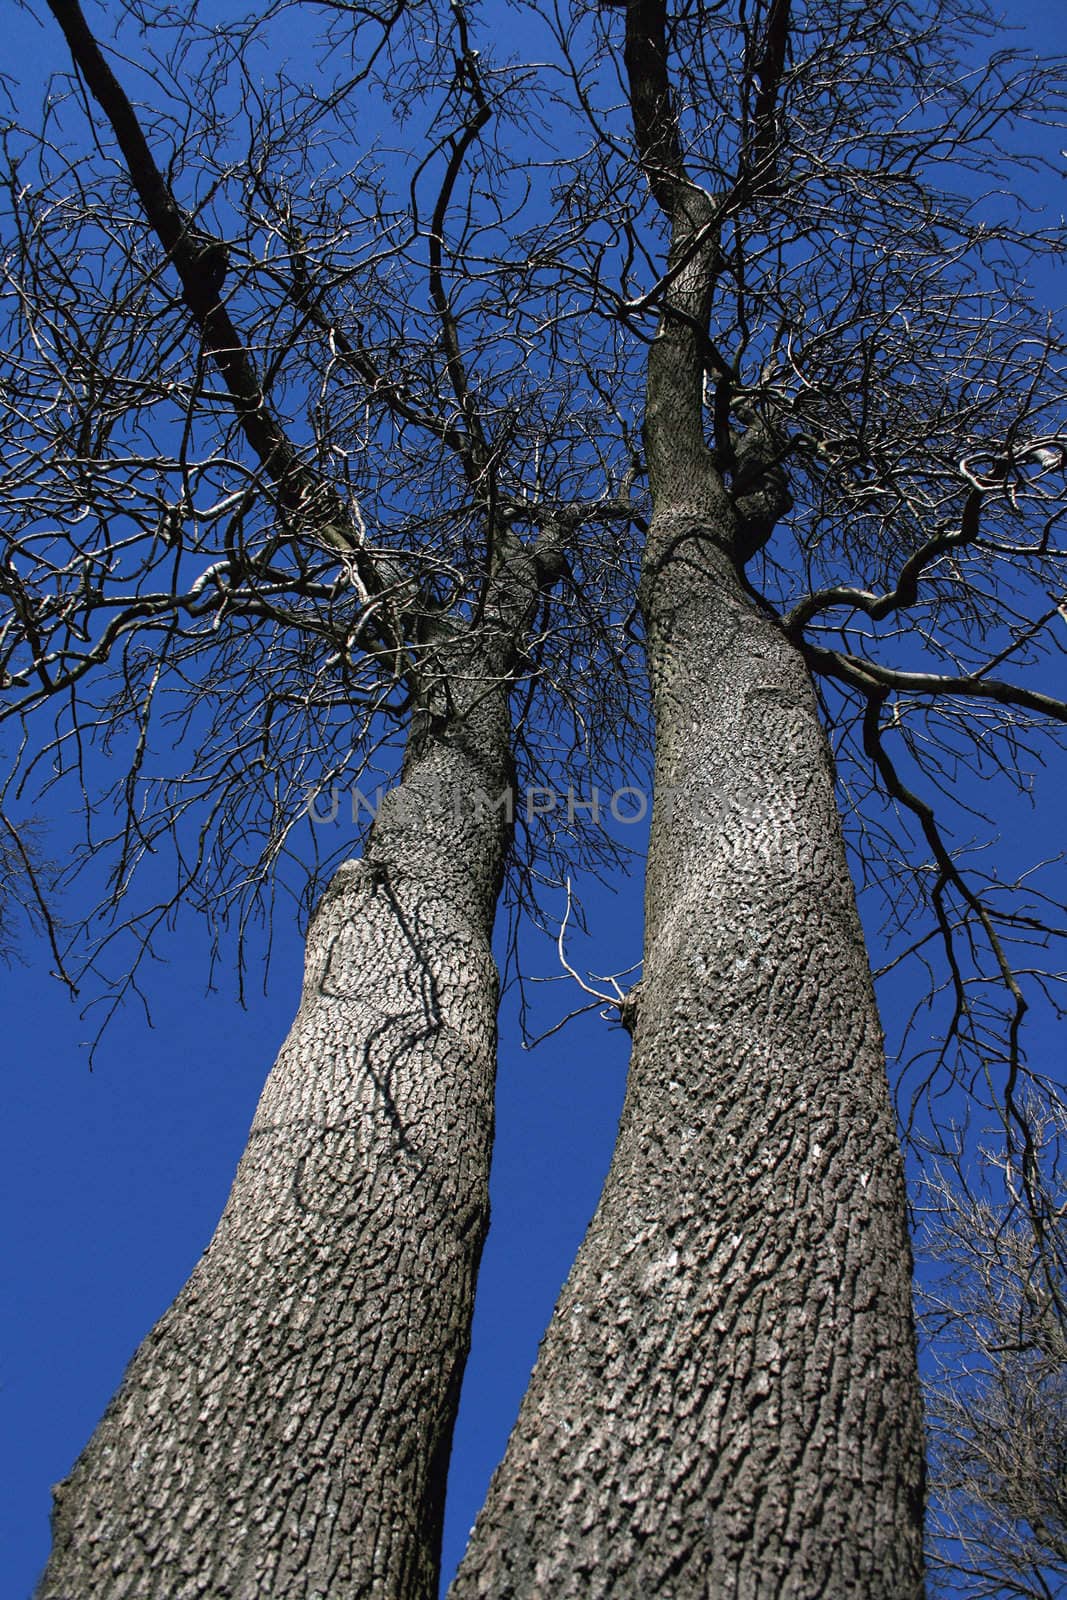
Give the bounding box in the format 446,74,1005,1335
1,0,1065,1116
0,0,646,1008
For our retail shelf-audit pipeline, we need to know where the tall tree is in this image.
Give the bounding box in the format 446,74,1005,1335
4,2,1066,1598
452,2,1066,1595
7,4,634,1596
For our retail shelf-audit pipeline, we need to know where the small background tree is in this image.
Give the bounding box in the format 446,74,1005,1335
919,1094,1067,1599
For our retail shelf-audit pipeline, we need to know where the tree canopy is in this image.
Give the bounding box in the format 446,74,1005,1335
3,0,1066,1595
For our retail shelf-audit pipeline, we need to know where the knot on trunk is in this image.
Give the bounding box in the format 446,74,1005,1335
619,980,644,1036
731,418,792,561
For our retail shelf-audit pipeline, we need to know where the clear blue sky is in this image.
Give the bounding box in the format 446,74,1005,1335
2,3,1065,1598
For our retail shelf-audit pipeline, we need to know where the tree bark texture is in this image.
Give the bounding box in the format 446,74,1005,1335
35,533,558,1599
450,520,926,1599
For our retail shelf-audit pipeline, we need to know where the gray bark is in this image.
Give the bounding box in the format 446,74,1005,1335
450,516,926,1599
448,4,926,1590
36,537,559,1600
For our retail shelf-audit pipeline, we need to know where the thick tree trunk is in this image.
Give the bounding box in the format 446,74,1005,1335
35,538,550,1600
450,520,926,1598
37,734,505,1600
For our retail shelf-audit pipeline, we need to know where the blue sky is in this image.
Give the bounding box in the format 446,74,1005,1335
2,2,1066,1597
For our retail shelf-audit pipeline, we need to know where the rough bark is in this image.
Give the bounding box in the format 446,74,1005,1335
36,537,557,1600
448,2,926,1591
31,22,572,1587
449,513,925,1599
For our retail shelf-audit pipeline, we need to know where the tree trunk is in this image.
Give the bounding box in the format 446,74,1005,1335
34,524,561,1600
450,521,926,1598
